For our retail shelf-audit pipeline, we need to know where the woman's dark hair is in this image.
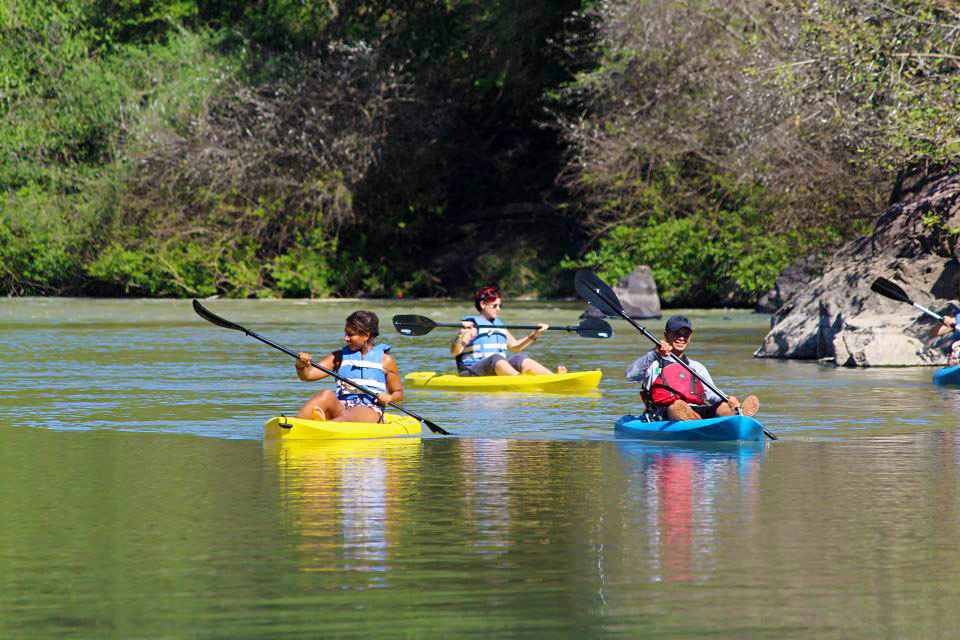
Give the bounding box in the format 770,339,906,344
474,286,501,312
345,310,380,339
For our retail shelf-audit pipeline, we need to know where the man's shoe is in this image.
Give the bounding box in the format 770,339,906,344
669,400,699,421
740,395,760,417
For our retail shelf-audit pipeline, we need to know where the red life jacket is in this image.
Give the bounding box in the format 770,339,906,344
649,361,705,406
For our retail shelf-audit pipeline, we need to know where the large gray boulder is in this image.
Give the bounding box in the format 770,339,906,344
755,174,960,366
755,254,824,314
582,265,661,319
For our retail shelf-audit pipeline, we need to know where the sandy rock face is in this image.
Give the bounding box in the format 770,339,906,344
755,175,960,366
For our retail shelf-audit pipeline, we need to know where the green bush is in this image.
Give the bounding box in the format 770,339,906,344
0,188,87,293
267,229,335,298
563,213,835,305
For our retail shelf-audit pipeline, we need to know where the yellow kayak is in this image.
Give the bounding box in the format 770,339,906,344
263,414,422,440
404,370,602,392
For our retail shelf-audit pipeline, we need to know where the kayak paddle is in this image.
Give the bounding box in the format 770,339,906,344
574,269,779,441
192,300,451,436
392,314,614,339
870,277,945,322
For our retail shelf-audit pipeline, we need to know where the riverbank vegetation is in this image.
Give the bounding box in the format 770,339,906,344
1,0,957,303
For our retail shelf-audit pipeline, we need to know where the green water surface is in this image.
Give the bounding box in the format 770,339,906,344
2,298,960,638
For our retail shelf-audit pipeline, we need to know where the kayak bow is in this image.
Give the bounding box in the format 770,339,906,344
932,365,960,386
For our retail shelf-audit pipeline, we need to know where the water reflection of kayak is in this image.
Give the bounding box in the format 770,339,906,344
932,366,960,386
615,439,765,462
403,370,602,391
263,434,422,462
615,414,766,442
263,414,422,440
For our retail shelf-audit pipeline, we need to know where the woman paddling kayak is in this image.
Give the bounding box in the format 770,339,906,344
294,311,404,422
625,315,759,421
451,286,567,376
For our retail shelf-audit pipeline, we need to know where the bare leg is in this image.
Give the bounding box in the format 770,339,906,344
298,389,343,420
494,358,521,376
331,404,383,423
715,402,736,417
519,358,553,375
716,396,760,417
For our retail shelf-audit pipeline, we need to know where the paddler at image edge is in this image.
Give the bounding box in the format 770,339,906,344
927,312,960,366
626,314,760,421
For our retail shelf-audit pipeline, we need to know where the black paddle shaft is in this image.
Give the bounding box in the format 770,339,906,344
191,300,451,435
574,270,779,441
392,314,612,338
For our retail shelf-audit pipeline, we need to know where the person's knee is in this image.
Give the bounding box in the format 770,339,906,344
307,389,335,404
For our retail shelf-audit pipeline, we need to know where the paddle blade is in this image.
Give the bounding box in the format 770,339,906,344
392,314,437,337
193,299,247,333
870,277,912,304
575,316,614,339
574,270,624,317
422,418,451,436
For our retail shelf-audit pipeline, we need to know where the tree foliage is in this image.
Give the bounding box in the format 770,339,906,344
783,0,960,171
0,0,956,302
0,0,588,297
555,0,958,304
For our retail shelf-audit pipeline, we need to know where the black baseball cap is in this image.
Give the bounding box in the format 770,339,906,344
665,315,693,333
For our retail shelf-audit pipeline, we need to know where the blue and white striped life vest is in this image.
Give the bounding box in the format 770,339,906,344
336,343,390,406
456,315,508,367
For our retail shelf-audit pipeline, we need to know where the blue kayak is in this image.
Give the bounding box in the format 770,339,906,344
615,414,765,442
932,365,960,386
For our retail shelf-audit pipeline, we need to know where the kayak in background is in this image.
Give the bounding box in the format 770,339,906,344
404,370,602,392
263,433,422,462
264,414,422,440
932,365,960,386
615,414,766,442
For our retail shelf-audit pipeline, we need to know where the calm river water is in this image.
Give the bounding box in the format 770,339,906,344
2,298,960,638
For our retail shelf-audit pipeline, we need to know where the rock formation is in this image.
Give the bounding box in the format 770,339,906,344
755,174,960,366
755,254,825,313
582,265,661,319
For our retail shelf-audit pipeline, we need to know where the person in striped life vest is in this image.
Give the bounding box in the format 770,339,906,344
294,311,404,422
451,286,567,376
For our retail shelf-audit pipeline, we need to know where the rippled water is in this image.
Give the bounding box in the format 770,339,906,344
2,298,960,638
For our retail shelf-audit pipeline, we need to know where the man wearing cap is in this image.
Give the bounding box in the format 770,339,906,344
625,315,760,421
